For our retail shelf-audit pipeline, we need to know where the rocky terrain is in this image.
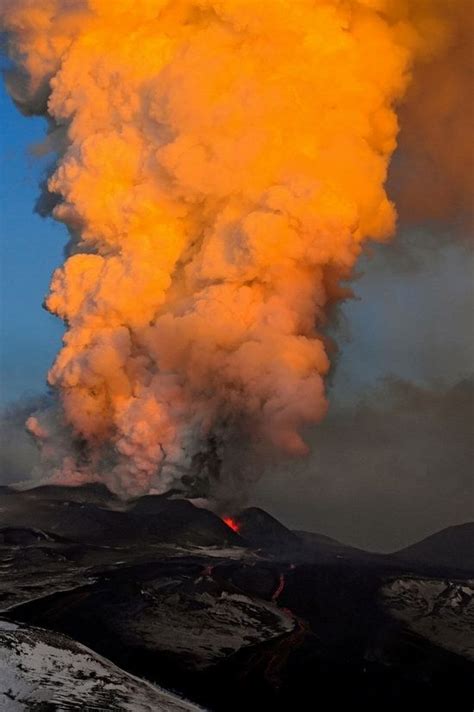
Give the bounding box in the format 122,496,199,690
0,619,202,710
0,484,472,710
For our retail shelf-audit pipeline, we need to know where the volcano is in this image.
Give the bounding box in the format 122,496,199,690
0,483,472,711
394,523,474,572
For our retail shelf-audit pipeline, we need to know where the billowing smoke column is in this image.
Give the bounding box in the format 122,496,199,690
0,1,453,498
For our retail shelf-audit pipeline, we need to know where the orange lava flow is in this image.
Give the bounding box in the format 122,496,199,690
223,517,240,533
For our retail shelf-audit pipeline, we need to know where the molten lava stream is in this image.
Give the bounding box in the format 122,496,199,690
223,517,240,533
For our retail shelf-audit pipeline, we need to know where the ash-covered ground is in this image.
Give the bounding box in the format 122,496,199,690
0,483,472,710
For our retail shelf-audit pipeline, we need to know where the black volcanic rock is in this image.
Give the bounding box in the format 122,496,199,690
394,523,474,572
14,482,119,505
235,507,301,554
294,530,377,563
128,496,244,547
13,566,295,673
0,486,244,549
0,527,62,546
0,484,473,710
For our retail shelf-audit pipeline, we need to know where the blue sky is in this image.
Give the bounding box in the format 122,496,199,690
0,79,473,408
0,82,64,404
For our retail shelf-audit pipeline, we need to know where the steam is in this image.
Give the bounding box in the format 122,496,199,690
0,1,459,498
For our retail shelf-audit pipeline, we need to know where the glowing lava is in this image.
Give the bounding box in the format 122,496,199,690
223,517,240,533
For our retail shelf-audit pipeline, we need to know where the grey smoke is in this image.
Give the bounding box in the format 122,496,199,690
1,380,472,552
254,377,474,552
0,397,44,485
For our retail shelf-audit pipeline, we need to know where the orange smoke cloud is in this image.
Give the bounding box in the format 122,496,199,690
0,1,458,496
390,0,474,233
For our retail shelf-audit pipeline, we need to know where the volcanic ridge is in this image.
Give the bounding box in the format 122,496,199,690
0,483,472,710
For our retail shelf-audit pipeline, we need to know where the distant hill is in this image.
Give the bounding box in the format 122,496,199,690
294,530,376,563
236,508,377,563
9,482,118,506
0,485,244,549
236,507,300,553
394,523,474,572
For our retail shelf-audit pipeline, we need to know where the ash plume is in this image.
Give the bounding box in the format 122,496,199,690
389,0,474,237
254,377,474,552
0,1,464,499
0,399,43,486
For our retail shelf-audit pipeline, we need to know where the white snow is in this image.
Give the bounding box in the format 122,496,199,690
381,577,474,661
0,620,204,711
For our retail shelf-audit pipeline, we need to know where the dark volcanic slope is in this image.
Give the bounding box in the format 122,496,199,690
0,485,244,548
0,619,201,711
235,507,300,553
394,523,474,572
294,529,376,563
4,482,118,505
0,484,473,711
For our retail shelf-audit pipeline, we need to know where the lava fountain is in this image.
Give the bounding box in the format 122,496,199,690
223,517,240,534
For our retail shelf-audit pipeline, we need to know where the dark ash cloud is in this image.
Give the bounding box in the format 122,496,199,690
253,378,474,552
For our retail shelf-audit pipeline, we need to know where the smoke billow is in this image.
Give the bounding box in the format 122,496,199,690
254,378,474,551
389,0,474,237
0,398,43,485
0,1,466,498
